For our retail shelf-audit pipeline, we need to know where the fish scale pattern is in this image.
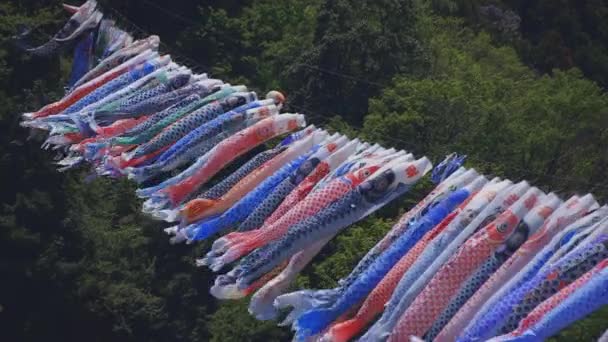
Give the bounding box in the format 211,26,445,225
33,58,130,118
294,188,471,339
362,186,514,342
327,207,461,342
231,154,322,232
104,73,190,113
72,55,121,89
94,76,162,113
222,177,358,252
532,266,608,336
158,114,306,207
442,197,598,341
172,131,231,167
504,265,608,341
238,190,365,287
130,101,225,159
238,177,298,232
135,128,235,185
427,253,508,340
113,94,213,145
72,36,160,90
336,176,477,303
508,260,608,338
135,130,239,200
429,215,539,340
150,108,267,178
109,81,205,119
233,239,278,276
499,236,608,334
126,88,239,147
155,109,236,164
186,152,314,241
211,174,369,272
72,52,131,90
387,191,538,341
63,61,157,115
460,225,603,341
195,147,287,201
119,94,202,138
263,161,331,227
159,100,272,168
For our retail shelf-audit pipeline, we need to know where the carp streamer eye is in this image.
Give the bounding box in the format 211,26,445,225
497,221,509,233
225,95,245,108
236,96,247,106
505,230,527,252
373,175,389,192
360,181,373,192
375,170,396,191
362,170,396,201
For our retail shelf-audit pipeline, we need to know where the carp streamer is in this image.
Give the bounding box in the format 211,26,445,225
18,2,608,341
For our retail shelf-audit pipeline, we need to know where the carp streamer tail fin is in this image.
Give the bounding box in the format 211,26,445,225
325,318,367,342
294,308,338,340
273,290,336,328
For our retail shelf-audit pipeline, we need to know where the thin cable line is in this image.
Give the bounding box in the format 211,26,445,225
35,5,608,194
102,5,211,74
285,102,608,191
134,0,394,90
296,63,388,88
139,0,200,27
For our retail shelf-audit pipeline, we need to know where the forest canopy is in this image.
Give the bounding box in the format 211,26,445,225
1,0,607,341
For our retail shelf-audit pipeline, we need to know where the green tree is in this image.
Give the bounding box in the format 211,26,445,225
284,0,428,125
363,17,608,201
1,1,607,341
506,0,608,88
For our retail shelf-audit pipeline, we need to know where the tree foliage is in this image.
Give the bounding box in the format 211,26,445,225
283,0,429,125
363,17,608,201
1,0,607,341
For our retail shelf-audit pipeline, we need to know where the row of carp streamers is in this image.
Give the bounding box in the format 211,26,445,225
16,2,608,341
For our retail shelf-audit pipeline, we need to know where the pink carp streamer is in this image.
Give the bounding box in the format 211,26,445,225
387,188,545,341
